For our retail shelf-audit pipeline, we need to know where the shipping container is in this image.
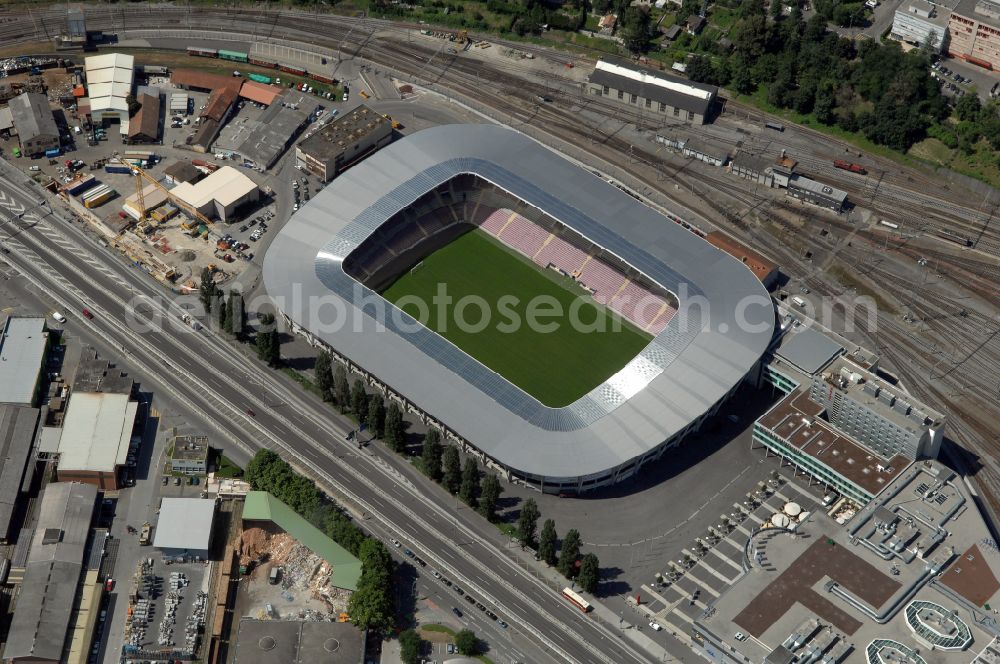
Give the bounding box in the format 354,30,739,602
218,50,249,63
105,164,132,174
125,159,149,169
879,219,899,229
82,184,110,201
791,296,806,308
84,190,115,208
187,46,218,58
248,73,273,84
124,150,156,161
66,175,97,196
45,147,61,158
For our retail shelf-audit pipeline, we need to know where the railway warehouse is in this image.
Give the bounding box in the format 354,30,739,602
586,57,718,125
264,124,775,493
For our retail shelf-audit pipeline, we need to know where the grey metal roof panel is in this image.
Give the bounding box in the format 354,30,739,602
774,327,845,375
264,125,774,480
8,92,59,145
0,405,40,540
0,316,47,405
589,68,714,116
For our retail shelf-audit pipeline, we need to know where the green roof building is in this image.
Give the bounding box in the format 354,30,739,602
242,491,362,591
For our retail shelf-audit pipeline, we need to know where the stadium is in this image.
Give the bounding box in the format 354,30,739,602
263,124,776,493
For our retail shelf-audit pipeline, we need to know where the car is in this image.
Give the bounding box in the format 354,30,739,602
447,644,456,654
193,477,200,485
432,570,441,579
452,607,463,618
105,578,114,591
476,602,486,611
414,557,427,567
735,631,747,641
649,622,663,631
454,586,464,596
442,578,452,587
52,312,67,323
293,203,299,211
497,620,508,629
162,476,168,485
465,595,475,604
389,538,402,548
486,610,497,620
82,308,93,320
174,477,181,486
343,92,349,102
249,218,258,226
240,225,248,232
404,548,414,558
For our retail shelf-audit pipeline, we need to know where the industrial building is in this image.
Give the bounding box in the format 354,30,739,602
2,482,98,664
586,57,718,125
692,460,992,664
169,91,190,116
0,316,49,407
122,182,168,220
8,92,60,157
238,80,285,107
84,53,134,130
0,406,40,543
71,347,134,394
171,165,259,222
163,160,203,185
126,92,161,143
787,174,848,212
265,125,775,492
892,0,950,51
153,497,216,560
294,105,392,182
243,491,362,590
948,0,1000,69
756,307,945,505
236,91,311,169
231,619,366,664
170,69,237,94
169,434,209,475
53,391,139,489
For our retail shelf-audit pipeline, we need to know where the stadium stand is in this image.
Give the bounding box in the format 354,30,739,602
480,208,510,235
578,256,627,299
533,235,590,275
496,213,550,257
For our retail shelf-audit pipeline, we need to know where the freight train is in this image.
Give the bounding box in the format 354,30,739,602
185,45,336,84
833,159,867,175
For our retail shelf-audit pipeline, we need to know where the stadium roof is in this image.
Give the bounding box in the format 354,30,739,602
2,482,97,663
57,392,137,472
243,491,361,590
153,498,215,552
263,125,775,482
85,53,133,115
0,316,48,405
172,166,258,209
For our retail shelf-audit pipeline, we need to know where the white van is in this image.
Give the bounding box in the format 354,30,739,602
29,166,40,172
51,312,67,323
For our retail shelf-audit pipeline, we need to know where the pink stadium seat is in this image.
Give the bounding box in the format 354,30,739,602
578,258,626,299
533,236,589,274
479,209,509,236
498,214,549,257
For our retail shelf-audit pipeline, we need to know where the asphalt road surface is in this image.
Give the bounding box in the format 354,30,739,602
0,165,662,664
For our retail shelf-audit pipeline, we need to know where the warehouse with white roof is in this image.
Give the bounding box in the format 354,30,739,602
153,498,216,560
171,165,259,222
54,392,138,489
84,52,134,132
587,56,718,125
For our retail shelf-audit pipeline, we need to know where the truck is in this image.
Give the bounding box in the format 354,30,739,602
138,522,152,545
269,566,281,585
104,164,132,174
791,296,807,308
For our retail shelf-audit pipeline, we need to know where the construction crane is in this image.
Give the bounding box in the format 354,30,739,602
117,157,214,231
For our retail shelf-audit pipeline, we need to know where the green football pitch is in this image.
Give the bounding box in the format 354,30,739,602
380,229,652,407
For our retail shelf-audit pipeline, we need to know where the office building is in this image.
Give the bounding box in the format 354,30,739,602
892,0,950,51
169,434,209,475
294,105,392,182
948,0,1000,69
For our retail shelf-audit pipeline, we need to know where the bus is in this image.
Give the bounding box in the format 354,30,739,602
562,587,592,613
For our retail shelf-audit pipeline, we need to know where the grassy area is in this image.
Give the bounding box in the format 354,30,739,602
419,624,455,635
280,367,324,400
908,137,1000,187
827,264,898,314
213,449,244,478
381,229,651,407
476,656,496,664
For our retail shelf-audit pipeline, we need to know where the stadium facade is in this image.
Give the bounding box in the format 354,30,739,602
264,125,776,493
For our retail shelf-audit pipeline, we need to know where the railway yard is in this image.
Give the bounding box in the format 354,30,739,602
2,5,1000,664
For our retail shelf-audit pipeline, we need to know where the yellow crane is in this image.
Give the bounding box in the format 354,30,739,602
117,157,215,231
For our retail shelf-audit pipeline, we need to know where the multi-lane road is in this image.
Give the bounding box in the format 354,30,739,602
0,164,665,664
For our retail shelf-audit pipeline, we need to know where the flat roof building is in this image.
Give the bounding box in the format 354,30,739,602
237,91,311,169
171,165,259,222
0,406,40,543
892,0,950,50
232,619,366,664
169,434,209,475
295,105,392,182
153,497,215,560
55,392,139,490
949,0,1000,69
71,347,133,394
8,92,60,157
126,92,160,143
2,482,97,664
0,316,49,406
85,53,134,130
587,57,718,125
787,174,848,212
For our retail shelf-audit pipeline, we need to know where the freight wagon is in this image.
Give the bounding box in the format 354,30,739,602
45,147,61,158
187,47,218,58
249,57,279,69
833,159,867,175
218,50,249,63
937,229,973,246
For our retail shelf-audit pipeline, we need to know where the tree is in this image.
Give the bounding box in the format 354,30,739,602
125,93,141,116
384,402,405,452
769,0,782,19
399,629,422,664
956,93,982,122
348,538,396,632
459,458,480,508
517,498,541,547
443,446,462,494
538,519,558,565
255,313,281,366
478,472,503,521
367,396,386,439
351,379,368,420
454,629,478,656
218,290,230,330
618,5,651,53
315,350,334,402
577,553,600,594
334,364,351,411
227,290,246,340
558,528,582,578
421,429,443,482
198,267,215,314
